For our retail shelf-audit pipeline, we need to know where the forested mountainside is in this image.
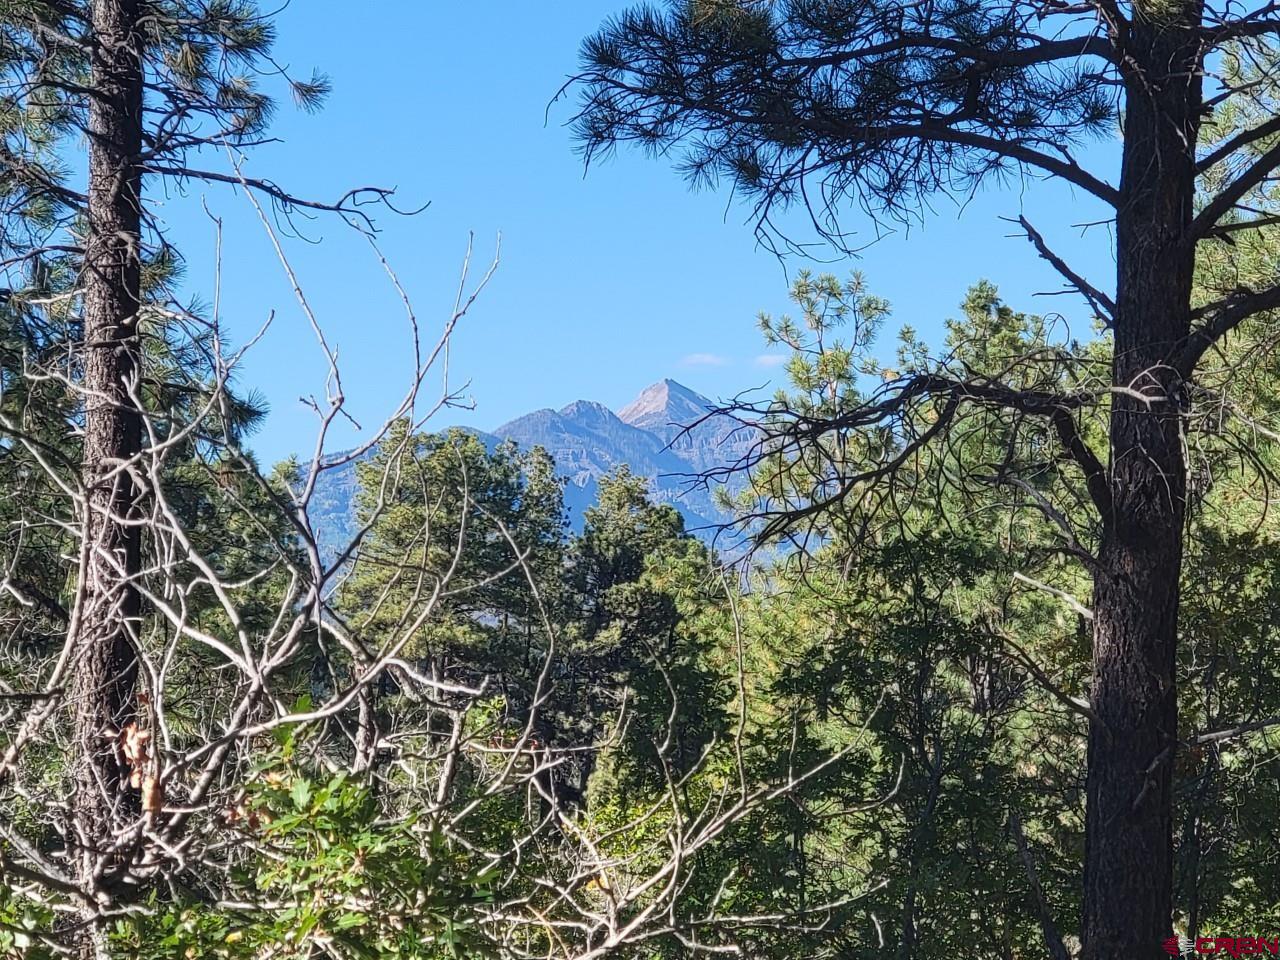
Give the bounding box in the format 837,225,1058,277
308,379,756,550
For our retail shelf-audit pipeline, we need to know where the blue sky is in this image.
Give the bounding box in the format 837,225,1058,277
157,2,1121,466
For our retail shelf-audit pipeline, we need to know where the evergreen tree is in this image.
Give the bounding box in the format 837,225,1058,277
339,425,566,692
0,2,360,949
572,4,1280,952
719,269,1280,954
566,467,727,801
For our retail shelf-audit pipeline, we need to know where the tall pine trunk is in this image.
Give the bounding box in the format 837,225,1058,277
70,0,143,951
1082,8,1201,956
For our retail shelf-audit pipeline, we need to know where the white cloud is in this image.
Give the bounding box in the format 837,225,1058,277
754,353,788,368
680,353,731,367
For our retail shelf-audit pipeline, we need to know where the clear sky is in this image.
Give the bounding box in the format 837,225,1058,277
157,2,1121,466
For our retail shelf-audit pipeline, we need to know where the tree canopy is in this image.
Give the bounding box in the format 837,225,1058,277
0,2,1278,958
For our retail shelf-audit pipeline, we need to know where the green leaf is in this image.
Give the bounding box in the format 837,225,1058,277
290,778,312,811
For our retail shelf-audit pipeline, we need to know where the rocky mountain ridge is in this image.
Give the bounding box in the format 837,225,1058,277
307,379,755,550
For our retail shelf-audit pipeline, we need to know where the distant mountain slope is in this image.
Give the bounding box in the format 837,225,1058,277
618,378,758,475
307,380,755,552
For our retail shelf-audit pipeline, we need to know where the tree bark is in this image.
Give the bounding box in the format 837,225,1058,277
1082,8,1202,957
69,0,144,952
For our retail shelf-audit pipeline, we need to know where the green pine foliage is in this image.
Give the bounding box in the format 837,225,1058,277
3,5,1279,954
5,269,1279,953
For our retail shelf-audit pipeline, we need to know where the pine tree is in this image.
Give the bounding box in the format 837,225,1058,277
0,2,353,950
572,5,1280,954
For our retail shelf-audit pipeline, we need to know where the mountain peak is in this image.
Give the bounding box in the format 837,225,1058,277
308,378,757,553
617,379,713,431
559,399,618,423
658,377,706,400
